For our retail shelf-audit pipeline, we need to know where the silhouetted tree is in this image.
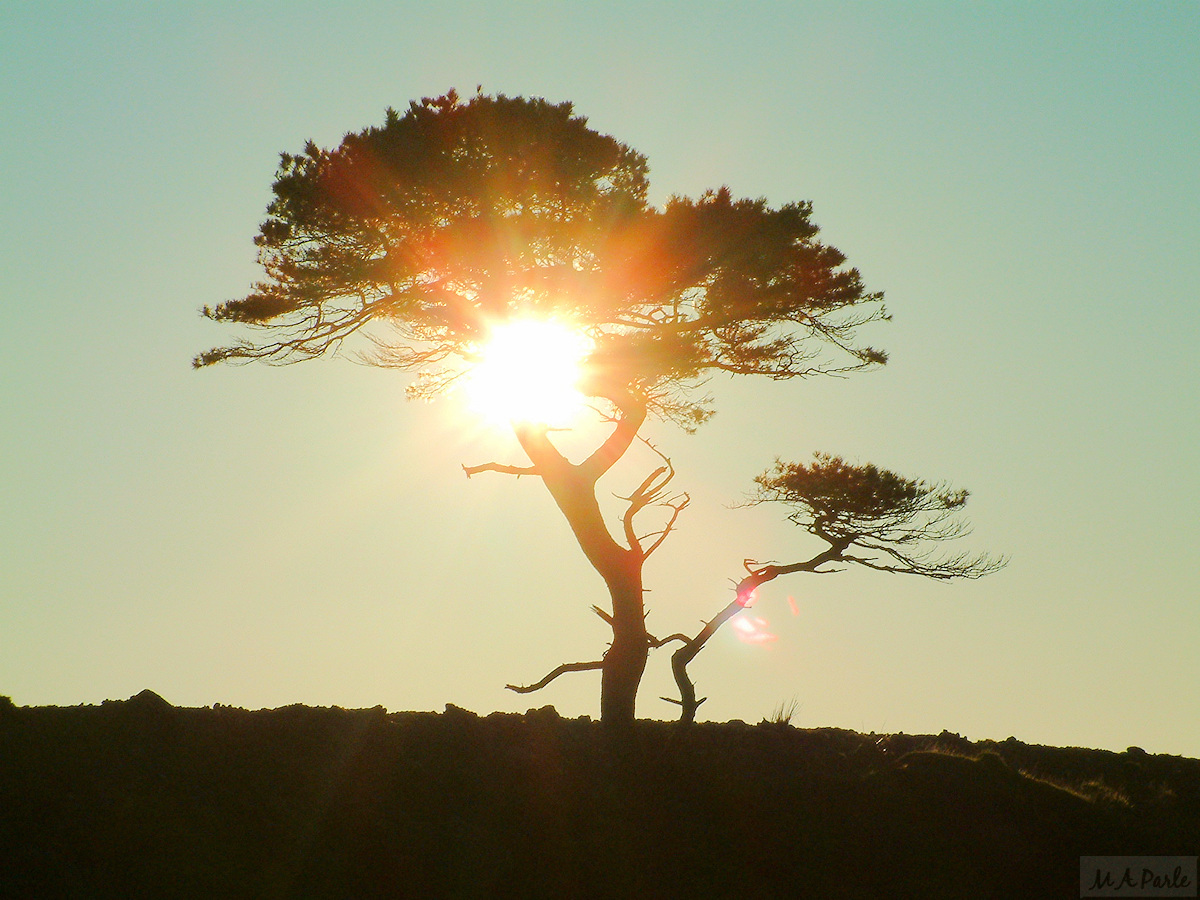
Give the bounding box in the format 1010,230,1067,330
665,455,1006,723
197,90,906,727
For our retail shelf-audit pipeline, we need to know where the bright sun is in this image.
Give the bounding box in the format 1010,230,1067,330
465,319,593,426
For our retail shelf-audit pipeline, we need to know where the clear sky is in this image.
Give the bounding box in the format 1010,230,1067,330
2,2,1197,756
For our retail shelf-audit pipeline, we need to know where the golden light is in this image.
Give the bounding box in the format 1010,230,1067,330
464,319,593,426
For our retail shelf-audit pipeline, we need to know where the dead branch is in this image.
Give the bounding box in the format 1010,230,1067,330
462,462,540,478
619,464,670,554
647,632,690,649
667,545,845,724
617,455,689,560
506,660,604,694
642,492,690,558
661,695,706,709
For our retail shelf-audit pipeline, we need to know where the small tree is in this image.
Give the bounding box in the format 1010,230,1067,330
197,90,932,727
664,454,1006,723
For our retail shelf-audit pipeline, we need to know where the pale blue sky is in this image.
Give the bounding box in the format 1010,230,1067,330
2,3,1197,755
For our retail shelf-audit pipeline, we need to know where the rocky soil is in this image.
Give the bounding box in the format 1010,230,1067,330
2,691,1197,898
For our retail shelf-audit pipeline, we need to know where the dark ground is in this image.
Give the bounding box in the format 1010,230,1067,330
1,691,1196,899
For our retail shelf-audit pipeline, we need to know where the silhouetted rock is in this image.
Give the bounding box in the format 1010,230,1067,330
442,702,476,722
128,688,172,711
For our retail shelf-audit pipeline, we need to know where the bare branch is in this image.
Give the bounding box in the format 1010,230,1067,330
506,660,604,694
661,695,706,709
666,544,847,724
615,450,689,560
642,492,690,558
619,464,672,554
462,462,540,478
647,632,690,649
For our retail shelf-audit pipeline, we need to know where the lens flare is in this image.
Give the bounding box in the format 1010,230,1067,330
465,319,593,426
737,588,758,608
732,614,776,645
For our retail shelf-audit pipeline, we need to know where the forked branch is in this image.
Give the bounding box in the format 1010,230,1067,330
642,493,690,558
617,446,690,560
578,387,648,483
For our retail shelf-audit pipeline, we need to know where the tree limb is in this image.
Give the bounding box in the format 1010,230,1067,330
506,660,604,694
647,632,690,649
462,462,540,478
620,464,670,555
642,492,690,558
667,545,845,723
578,388,648,483
617,452,688,560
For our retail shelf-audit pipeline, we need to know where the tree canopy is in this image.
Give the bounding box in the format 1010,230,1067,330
197,90,887,426
751,453,1004,580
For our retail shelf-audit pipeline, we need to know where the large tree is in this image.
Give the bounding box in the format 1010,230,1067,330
198,90,900,726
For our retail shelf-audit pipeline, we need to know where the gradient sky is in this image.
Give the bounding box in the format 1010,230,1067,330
2,2,1197,756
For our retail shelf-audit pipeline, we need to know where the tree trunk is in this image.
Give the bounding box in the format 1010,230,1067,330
513,420,649,728
599,565,649,727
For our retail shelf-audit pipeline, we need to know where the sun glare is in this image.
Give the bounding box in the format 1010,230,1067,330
465,319,593,426
732,614,777,645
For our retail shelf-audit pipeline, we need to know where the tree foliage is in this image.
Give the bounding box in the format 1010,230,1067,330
751,453,1005,579
197,89,887,426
